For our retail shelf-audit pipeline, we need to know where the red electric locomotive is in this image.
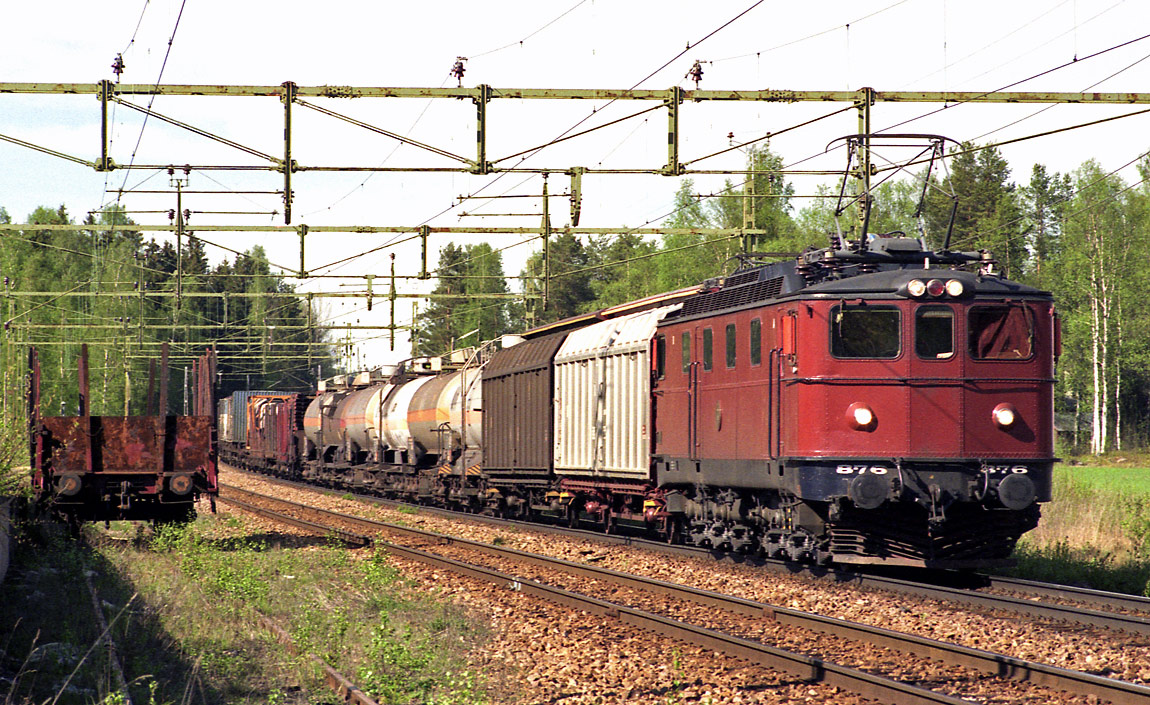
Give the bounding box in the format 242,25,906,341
652,236,1055,567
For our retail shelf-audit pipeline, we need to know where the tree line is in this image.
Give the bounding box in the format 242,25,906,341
0,204,335,422
413,144,1150,455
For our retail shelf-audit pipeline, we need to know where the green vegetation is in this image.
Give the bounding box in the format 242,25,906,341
1011,462,1150,596
0,203,335,423
0,412,30,499
0,528,112,705
0,515,493,704
413,242,522,358
1060,464,1150,496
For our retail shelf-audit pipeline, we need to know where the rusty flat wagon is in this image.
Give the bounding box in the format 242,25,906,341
29,343,218,523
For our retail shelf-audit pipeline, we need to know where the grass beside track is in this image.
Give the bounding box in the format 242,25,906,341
0,510,494,705
1009,459,1150,597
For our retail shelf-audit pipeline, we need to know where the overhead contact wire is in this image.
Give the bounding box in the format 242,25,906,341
115,0,189,202
311,0,767,276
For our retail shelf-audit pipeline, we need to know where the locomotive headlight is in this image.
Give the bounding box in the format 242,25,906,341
992,403,1017,428
945,279,965,297
926,279,946,297
846,402,877,431
907,279,926,297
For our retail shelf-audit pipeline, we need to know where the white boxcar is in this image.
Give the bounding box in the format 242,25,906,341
553,304,680,479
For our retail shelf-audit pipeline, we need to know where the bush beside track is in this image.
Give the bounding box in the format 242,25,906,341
0,506,493,705
1009,460,1150,596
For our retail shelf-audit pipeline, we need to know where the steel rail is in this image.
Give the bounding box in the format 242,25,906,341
219,482,1150,705
257,616,380,705
839,571,1150,636
217,486,971,705
225,467,1150,635
978,574,1150,615
218,492,370,546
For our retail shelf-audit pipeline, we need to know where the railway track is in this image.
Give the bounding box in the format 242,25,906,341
217,481,1150,705
976,574,1150,615
81,563,134,705
225,466,1150,633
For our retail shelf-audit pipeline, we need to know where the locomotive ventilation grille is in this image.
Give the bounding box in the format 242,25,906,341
722,271,760,288
829,504,1040,563
681,276,785,317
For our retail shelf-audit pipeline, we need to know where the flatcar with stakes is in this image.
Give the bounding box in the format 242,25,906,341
29,343,219,524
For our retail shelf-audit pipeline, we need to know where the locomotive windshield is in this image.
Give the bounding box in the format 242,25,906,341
831,305,901,359
969,305,1034,360
916,306,954,359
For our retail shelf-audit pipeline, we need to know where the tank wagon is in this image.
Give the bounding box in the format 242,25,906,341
221,352,486,507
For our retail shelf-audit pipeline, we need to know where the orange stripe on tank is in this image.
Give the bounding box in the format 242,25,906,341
408,408,439,423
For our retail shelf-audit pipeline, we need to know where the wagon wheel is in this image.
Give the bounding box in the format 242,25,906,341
603,508,616,535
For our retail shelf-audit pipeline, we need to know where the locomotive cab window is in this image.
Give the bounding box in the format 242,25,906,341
750,318,762,366
703,328,713,371
655,335,666,379
681,331,691,373
725,323,737,368
831,305,901,359
915,306,954,359
969,305,1034,360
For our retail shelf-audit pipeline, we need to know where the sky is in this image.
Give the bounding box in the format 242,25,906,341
3,0,1149,369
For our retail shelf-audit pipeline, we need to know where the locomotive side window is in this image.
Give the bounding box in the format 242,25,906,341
915,306,954,359
831,306,901,359
655,335,667,379
725,324,737,368
969,305,1034,360
703,328,713,371
750,318,762,366
681,331,691,373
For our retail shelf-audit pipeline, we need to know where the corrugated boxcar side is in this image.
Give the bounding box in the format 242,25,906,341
482,332,567,477
553,305,679,479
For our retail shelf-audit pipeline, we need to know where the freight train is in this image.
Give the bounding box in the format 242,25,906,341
220,233,1057,568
